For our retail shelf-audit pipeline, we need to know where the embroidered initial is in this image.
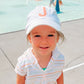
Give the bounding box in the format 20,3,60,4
39,7,47,16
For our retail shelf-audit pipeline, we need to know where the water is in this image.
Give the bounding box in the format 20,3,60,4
0,0,84,34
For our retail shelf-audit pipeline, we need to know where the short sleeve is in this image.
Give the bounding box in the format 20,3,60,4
15,56,27,76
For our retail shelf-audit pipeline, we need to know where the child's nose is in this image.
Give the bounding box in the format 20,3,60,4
41,37,48,44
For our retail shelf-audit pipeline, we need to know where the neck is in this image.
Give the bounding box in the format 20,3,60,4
32,49,52,68
37,55,52,68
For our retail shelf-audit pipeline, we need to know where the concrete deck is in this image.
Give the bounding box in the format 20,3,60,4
0,19,84,84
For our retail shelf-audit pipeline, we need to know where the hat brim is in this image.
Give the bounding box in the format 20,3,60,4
26,18,61,35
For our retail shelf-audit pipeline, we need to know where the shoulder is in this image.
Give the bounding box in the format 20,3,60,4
53,48,64,60
17,47,34,66
15,47,35,76
52,47,65,64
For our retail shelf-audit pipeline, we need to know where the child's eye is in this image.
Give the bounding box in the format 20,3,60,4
35,35,40,37
48,34,54,37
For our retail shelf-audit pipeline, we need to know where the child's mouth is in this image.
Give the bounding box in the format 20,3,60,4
40,47,49,49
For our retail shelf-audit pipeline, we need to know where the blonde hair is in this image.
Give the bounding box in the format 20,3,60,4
57,31,65,44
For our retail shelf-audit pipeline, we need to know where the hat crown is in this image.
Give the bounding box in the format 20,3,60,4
28,6,55,17
27,6,60,24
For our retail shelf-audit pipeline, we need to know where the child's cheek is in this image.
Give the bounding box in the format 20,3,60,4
32,38,41,44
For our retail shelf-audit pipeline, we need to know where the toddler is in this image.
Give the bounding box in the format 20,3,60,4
15,6,65,84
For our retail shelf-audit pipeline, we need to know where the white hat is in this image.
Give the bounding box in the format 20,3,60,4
26,6,61,35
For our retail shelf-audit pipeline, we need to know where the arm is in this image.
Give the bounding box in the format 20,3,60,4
57,72,64,84
16,74,25,84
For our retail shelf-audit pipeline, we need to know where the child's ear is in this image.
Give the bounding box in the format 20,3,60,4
27,34,32,43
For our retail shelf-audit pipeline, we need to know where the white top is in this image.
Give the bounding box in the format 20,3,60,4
15,47,64,84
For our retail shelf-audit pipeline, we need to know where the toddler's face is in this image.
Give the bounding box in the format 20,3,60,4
28,25,59,57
